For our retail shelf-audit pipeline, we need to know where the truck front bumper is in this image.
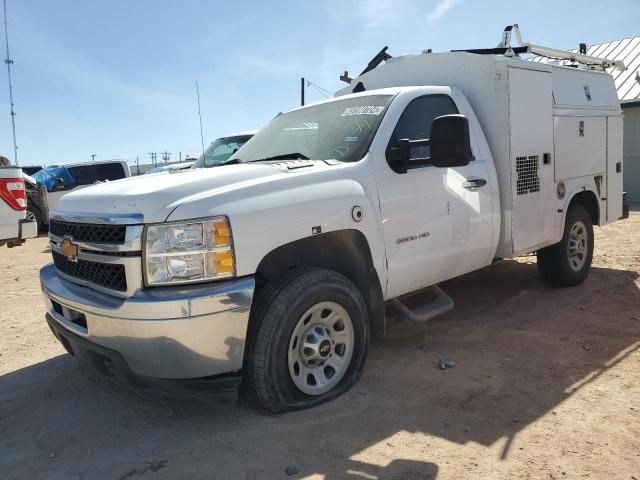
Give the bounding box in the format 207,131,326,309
40,263,255,390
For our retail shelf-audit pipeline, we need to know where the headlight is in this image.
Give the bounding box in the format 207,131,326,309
144,216,235,286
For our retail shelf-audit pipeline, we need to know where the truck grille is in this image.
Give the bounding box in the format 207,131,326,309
50,220,127,244
52,250,127,292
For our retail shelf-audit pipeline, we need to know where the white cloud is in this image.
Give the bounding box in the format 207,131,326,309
325,0,404,29
426,0,462,24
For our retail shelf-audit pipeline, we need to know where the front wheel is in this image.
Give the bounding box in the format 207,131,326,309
537,204,594,287
242,268,369,413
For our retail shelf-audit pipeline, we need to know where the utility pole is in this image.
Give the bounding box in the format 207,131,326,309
179,152,182,162
148,152,157,167
3,0,18,165
136,156,139,175
300,77,305,106
161,151,171,164
91,154,96,162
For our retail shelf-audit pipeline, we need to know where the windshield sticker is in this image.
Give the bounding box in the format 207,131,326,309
340,105,385,116
344,136,359,142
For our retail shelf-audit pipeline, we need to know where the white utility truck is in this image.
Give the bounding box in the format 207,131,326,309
0,166,38,247
40,26,626,412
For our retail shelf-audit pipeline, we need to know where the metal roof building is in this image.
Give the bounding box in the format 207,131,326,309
532,37,640,201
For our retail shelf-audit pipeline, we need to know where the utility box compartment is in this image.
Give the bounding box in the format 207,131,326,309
336,50,623,258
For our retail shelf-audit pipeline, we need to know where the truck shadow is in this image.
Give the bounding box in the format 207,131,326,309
1,261,638,479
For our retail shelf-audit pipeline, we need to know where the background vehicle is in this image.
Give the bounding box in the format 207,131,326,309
0,166,37,247
39,27,625,413
21,165,44,176
27,160,130,230
144,161,194,175
191,130,257,168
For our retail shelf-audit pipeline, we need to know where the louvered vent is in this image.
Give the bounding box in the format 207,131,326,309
516,155,540,196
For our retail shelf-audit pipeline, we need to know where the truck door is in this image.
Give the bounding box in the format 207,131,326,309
374,93,494,299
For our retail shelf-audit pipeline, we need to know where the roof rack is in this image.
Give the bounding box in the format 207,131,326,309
456,24,626,71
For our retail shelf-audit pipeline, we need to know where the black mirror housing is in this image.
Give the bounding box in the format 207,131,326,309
385,138,411,173
430,114,474,167
54,177,65,191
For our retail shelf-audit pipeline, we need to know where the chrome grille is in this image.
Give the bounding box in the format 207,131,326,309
49,220,127,244
52,251,127,292
49,216,143,297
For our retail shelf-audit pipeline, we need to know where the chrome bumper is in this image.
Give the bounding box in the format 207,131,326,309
40,263,255,380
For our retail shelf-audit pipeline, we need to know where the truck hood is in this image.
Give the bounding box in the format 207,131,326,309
54,164,284,223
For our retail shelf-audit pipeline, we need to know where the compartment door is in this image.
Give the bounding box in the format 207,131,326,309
508,67,555,253
606,115,623,222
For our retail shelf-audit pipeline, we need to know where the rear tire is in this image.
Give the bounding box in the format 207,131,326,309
242,268,368,413
26,205,43,232
537,203,594,287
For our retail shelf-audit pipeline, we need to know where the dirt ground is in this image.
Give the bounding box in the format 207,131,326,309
1,216,639,480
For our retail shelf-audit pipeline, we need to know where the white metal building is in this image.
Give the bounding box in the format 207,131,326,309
532,37,640,201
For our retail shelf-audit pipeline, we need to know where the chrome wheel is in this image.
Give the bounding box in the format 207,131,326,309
567,220,588,272
287,301,354,396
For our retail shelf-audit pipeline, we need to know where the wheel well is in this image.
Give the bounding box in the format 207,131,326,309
569,191,599,226
254,230,386,338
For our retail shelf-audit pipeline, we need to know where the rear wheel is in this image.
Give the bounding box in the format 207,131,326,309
537,204,594,287
242,268,368,413
25,205,43,232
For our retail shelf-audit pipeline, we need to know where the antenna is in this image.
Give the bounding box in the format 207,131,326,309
3,0,18,165
195,81,206,160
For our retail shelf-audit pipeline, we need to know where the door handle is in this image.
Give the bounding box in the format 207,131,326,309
462,178,487,190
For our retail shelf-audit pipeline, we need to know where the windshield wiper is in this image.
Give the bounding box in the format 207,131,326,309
250,152,310,162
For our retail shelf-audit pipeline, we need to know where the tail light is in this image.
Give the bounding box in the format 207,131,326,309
0,178,27,210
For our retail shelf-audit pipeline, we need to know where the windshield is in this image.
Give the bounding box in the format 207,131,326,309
192,134,254,168
229,95,393,164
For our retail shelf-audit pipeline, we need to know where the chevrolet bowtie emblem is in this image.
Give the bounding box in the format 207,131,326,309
60,237,79,262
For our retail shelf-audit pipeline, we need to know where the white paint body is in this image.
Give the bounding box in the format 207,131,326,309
54,52,623,302
44,160,131,220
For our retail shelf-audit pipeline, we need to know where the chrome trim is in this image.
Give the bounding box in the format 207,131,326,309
48,225,144,253
40,264,255,378
49,211,144,225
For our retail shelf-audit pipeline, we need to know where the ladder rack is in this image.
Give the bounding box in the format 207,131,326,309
457,24,626,71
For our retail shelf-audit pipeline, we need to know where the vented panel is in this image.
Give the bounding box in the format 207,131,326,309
49,220,127,244
516,155,540,196
52,250,127,291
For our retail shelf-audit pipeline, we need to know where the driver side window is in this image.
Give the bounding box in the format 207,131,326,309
387,95,458,168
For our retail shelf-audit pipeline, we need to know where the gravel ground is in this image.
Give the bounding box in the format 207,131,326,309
1,217,639,480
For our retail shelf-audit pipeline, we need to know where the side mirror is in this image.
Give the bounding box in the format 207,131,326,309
385,138,411,173
53,177,65,191
429,114,474,167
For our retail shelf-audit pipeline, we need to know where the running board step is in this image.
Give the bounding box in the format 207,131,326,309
391,285,454,324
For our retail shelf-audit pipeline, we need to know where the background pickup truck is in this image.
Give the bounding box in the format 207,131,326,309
0,166,37,247
39,47,624,412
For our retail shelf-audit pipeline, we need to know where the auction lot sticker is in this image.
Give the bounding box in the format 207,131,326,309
341,106,385,116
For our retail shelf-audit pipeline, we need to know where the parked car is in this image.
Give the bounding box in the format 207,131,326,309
27,160,130,230
39,27,626,412
191,131,257,168
144,161,194,175
0,166,37,247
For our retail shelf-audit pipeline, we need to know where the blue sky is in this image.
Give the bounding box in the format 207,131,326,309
1,0,639,167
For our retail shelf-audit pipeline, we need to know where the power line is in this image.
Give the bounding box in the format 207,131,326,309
305,79,333,98
3,0,18,165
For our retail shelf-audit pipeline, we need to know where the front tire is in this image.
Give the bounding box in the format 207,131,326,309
537,203,594,287
242,268,368,413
